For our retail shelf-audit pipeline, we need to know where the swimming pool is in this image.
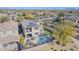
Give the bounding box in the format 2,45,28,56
36,34,53,45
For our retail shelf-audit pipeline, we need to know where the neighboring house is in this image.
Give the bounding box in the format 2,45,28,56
61,14,79,24
0,21,20,51
8,11,17,21
18,20,44,44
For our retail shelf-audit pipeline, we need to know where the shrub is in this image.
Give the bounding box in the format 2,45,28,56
54,49,57,51
19,35,25,45
0,16,8,23
70,48,74,51
58,12,64,17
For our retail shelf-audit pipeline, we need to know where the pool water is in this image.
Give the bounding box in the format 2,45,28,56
36,34,53,45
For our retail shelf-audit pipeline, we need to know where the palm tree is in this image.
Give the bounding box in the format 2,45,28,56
53,20,76,45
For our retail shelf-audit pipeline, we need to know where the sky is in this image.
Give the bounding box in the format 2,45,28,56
0,7,79,10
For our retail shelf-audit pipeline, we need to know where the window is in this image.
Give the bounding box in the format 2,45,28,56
29,28,32,31
27,34,32,38
26,28,29,32
26,28,32,32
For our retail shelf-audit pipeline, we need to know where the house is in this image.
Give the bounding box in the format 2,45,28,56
0,21,20,50
18,20,44,44
8,11,17,21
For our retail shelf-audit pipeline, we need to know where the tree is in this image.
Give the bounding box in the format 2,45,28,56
58,12,64,17
16,14,23,22
69,11,72,13
55,12,65,23
22,13,35,19
55,16,62,23
0,16,8,23
53,20,76,45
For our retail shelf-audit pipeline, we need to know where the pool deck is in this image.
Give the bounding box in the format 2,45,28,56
22,40,79,51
